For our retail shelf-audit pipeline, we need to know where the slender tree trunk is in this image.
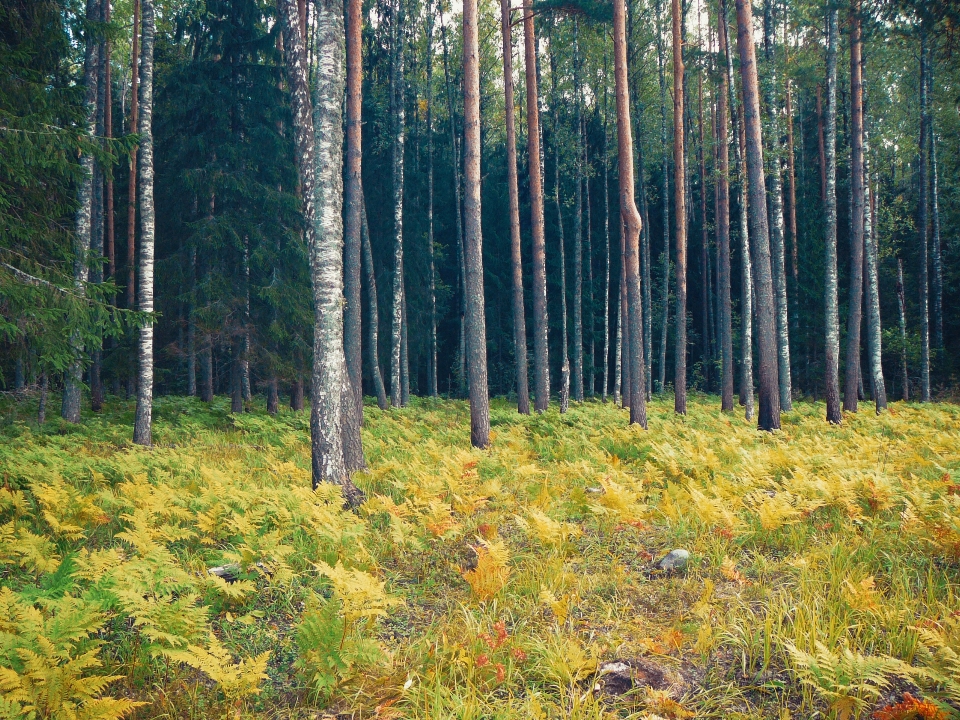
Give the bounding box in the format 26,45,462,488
200,341,213,401
523,0,549,412
62,0,101,423
614,260,623,405
863,109,885,412
132,0,155,445
638,135,653,400
462,0,490,447
585,118,595,398
762,0,791,411
241,239,251,401
785,79,799,340
361,196,388,409
500,0,530,414
735,0,780,431
721,0,753,419
615,0,647,427
717,14,734,412
620,218,629,407
231,342,243,413
105,0,114,293
843,0,865,413
931,128,943,353
291,375,305,411
188,247,197,395
90,12,105,413
126,0,139,399
427,1,438,398
401,286,409,403
571,21,584,403
698,73,710,389
267,378,279,414
656,0,669,395
550,36,570,414
918,24,931,402
896,258,909,401
823,4,841,423
671,0,687,414
279,0,360,502
602,58,611,402
342,0,366,468
817,85,826,204
390,0,406,408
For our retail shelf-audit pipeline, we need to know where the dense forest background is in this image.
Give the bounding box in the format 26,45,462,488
2,0,959,412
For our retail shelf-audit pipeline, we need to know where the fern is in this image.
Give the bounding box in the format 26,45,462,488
166,633,269,702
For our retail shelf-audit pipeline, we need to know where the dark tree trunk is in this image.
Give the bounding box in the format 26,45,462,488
523,0,549,413
572,21,584,403
615,0,647,427
90,1,106,413
427,1,438,397
132,0,156,445
343,0,366,468
735,0,780,431
697,73,710,389
823,4,842,423
500,0,530,414
896,258,909,401
38,373,48,425
231,342,244,414
463,0,490,447
717,12,734,411
200,342,214,402
549,36,569,414
267,378,279,415
655,0,669,396
291,376,305,411
843,0,865,413
361,197,388,409
919,24,931,401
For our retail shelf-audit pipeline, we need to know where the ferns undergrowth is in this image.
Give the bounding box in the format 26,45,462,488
0,393,959,719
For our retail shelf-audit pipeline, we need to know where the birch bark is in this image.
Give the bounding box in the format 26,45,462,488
823,4,842,423
672,0,687,415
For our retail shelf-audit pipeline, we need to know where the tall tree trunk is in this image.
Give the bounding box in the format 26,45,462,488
105,0,115,295
671,0,687,415
823,4,841,423
291,375,305,411
501,0,530,414
132,0,155,445
90,10,105,413
462,0,490,447
241,239,251,401
785,77,799,341
279,0,360,503
401,285,409,403
843,0,865,413
523,0,549,412
602,67,611,402
201,341,213,401
720,0,753,419
817,85,826,204
427,1,438,398
762,0,791,411
343,0,366,468
931,120,943,354
571,21,584,403
550,36,569,414
62,0,101,423
614,0,647,427
231,341,243,413
188,246,197,395
267,378,279,415
863,91,886,412
126,0,139,399
38,373,48,425
735,0,780,431
918,23,931,402
585,118,595,398
389,0,406,408
698,72,710,389
717,12,734,412
638,132,653,400
896,257,909,401
656,0,669,395
361,196,388,409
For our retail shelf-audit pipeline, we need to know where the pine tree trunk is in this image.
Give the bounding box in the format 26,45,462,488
550,36,569,414
241,239,252,401
896,258,909,401
343,0,366,468
267,377,279,415
843,1,865,413
697,73,710,389
638,133,653,400
427,1,438,398
602,59,611,402
656,0,669,396
523,0,549,413
615,0,647,427
717,12,734,411
38,373,48,425
785,79,799,340
62,0,101,423
501,0,530,414
361,196,388,409
735,0,780,431
823,4,842,423
620,219,629,406
671,0,687,415
187,247,197,396
132,0,155,445
462,0,490,448
390,0,406,408
585,119,595,398
931,128,943,353
291,375,305,411
231,341,244,413
762,0,791,411
279,0,360,502
720,0,753,419
918,24,931,402
126,0,139,400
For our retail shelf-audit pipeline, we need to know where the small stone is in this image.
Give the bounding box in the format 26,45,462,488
658,548,690,572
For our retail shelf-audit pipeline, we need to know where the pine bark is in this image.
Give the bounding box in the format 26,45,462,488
361,196,388,409
735,0,780,431
843,0,865,413
671,0,687,415
343,0,366,468
200,342,213,401
389,0,406,408
614,0,647,427
602,61,611,402
63,0,101,423
697,74,710,388
462,0,490,447
785,78,799,338
132,0,155,445
523,0,549,412
918,25,931,402
931,121,943,353
823,4,842,423
762,0,791,411
656,0,670,395
717,13,734,412
427,2,438,397
501,0,530,414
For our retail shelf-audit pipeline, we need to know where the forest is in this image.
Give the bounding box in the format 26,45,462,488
2,0,960,715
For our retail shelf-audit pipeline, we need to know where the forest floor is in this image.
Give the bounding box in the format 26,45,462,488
1,394,960,719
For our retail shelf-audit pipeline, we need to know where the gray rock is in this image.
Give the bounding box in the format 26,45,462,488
658,548,690,572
